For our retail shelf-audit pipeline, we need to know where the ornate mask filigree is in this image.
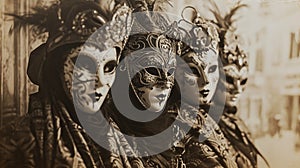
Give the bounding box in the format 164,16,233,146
122,33,178,112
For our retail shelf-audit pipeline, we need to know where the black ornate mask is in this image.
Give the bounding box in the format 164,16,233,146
122,33,178,112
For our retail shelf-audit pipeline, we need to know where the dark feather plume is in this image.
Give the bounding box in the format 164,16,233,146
125,0,173,32
209,0,247,30
224,4,247,28
7,6,52,35
209,1,247,50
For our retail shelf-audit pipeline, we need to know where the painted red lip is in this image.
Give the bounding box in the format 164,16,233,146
200,89,210,98
156,94,166,105
156,94,166,100
230,95,239,101
89,92,102,102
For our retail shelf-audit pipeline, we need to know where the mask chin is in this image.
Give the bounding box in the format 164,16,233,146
130,74,172,113
225,92,240,107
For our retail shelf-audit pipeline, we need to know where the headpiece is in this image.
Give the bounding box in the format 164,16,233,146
210,1,248,69
13,0,132,85
178,6,219,60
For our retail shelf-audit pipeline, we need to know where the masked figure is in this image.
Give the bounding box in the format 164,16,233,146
170,7,238,168
210,3,269,168
0,0,132,167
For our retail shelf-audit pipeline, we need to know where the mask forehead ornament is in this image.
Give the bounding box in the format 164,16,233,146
190,16,219,54
179,6,219,64
222,31,248,70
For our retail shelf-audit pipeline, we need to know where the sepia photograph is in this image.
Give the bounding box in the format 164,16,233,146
0,0,300,167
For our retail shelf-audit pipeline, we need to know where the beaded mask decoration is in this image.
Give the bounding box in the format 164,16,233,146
222,30,248,70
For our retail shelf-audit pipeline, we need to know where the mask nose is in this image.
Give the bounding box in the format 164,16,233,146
234,80,242,94
94,72,104,89
158,81,172,89
157,70,173,89
198,68,209,87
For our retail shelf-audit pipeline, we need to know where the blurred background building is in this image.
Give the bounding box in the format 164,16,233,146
0,0,52,127
238,0,300,137
1,0,32,127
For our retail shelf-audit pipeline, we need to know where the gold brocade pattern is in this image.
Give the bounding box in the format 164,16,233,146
177,103,238,168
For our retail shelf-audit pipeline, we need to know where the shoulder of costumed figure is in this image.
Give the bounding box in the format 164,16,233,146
177,6,220,58
120,0,184,62
209,1,248,69
10,0,132,85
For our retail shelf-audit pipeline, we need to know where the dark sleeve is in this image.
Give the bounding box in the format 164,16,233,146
0,116,36,168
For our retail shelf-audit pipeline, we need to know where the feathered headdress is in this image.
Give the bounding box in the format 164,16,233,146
10,0,132,85
209,1,248,69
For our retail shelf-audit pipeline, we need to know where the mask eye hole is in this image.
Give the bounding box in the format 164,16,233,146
226,76,234,84
75,55,97,73
186,67,201,77
167,68,175,76
145,67,160,76
104,60,117,73
208,65,217,73
240,78,248,85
